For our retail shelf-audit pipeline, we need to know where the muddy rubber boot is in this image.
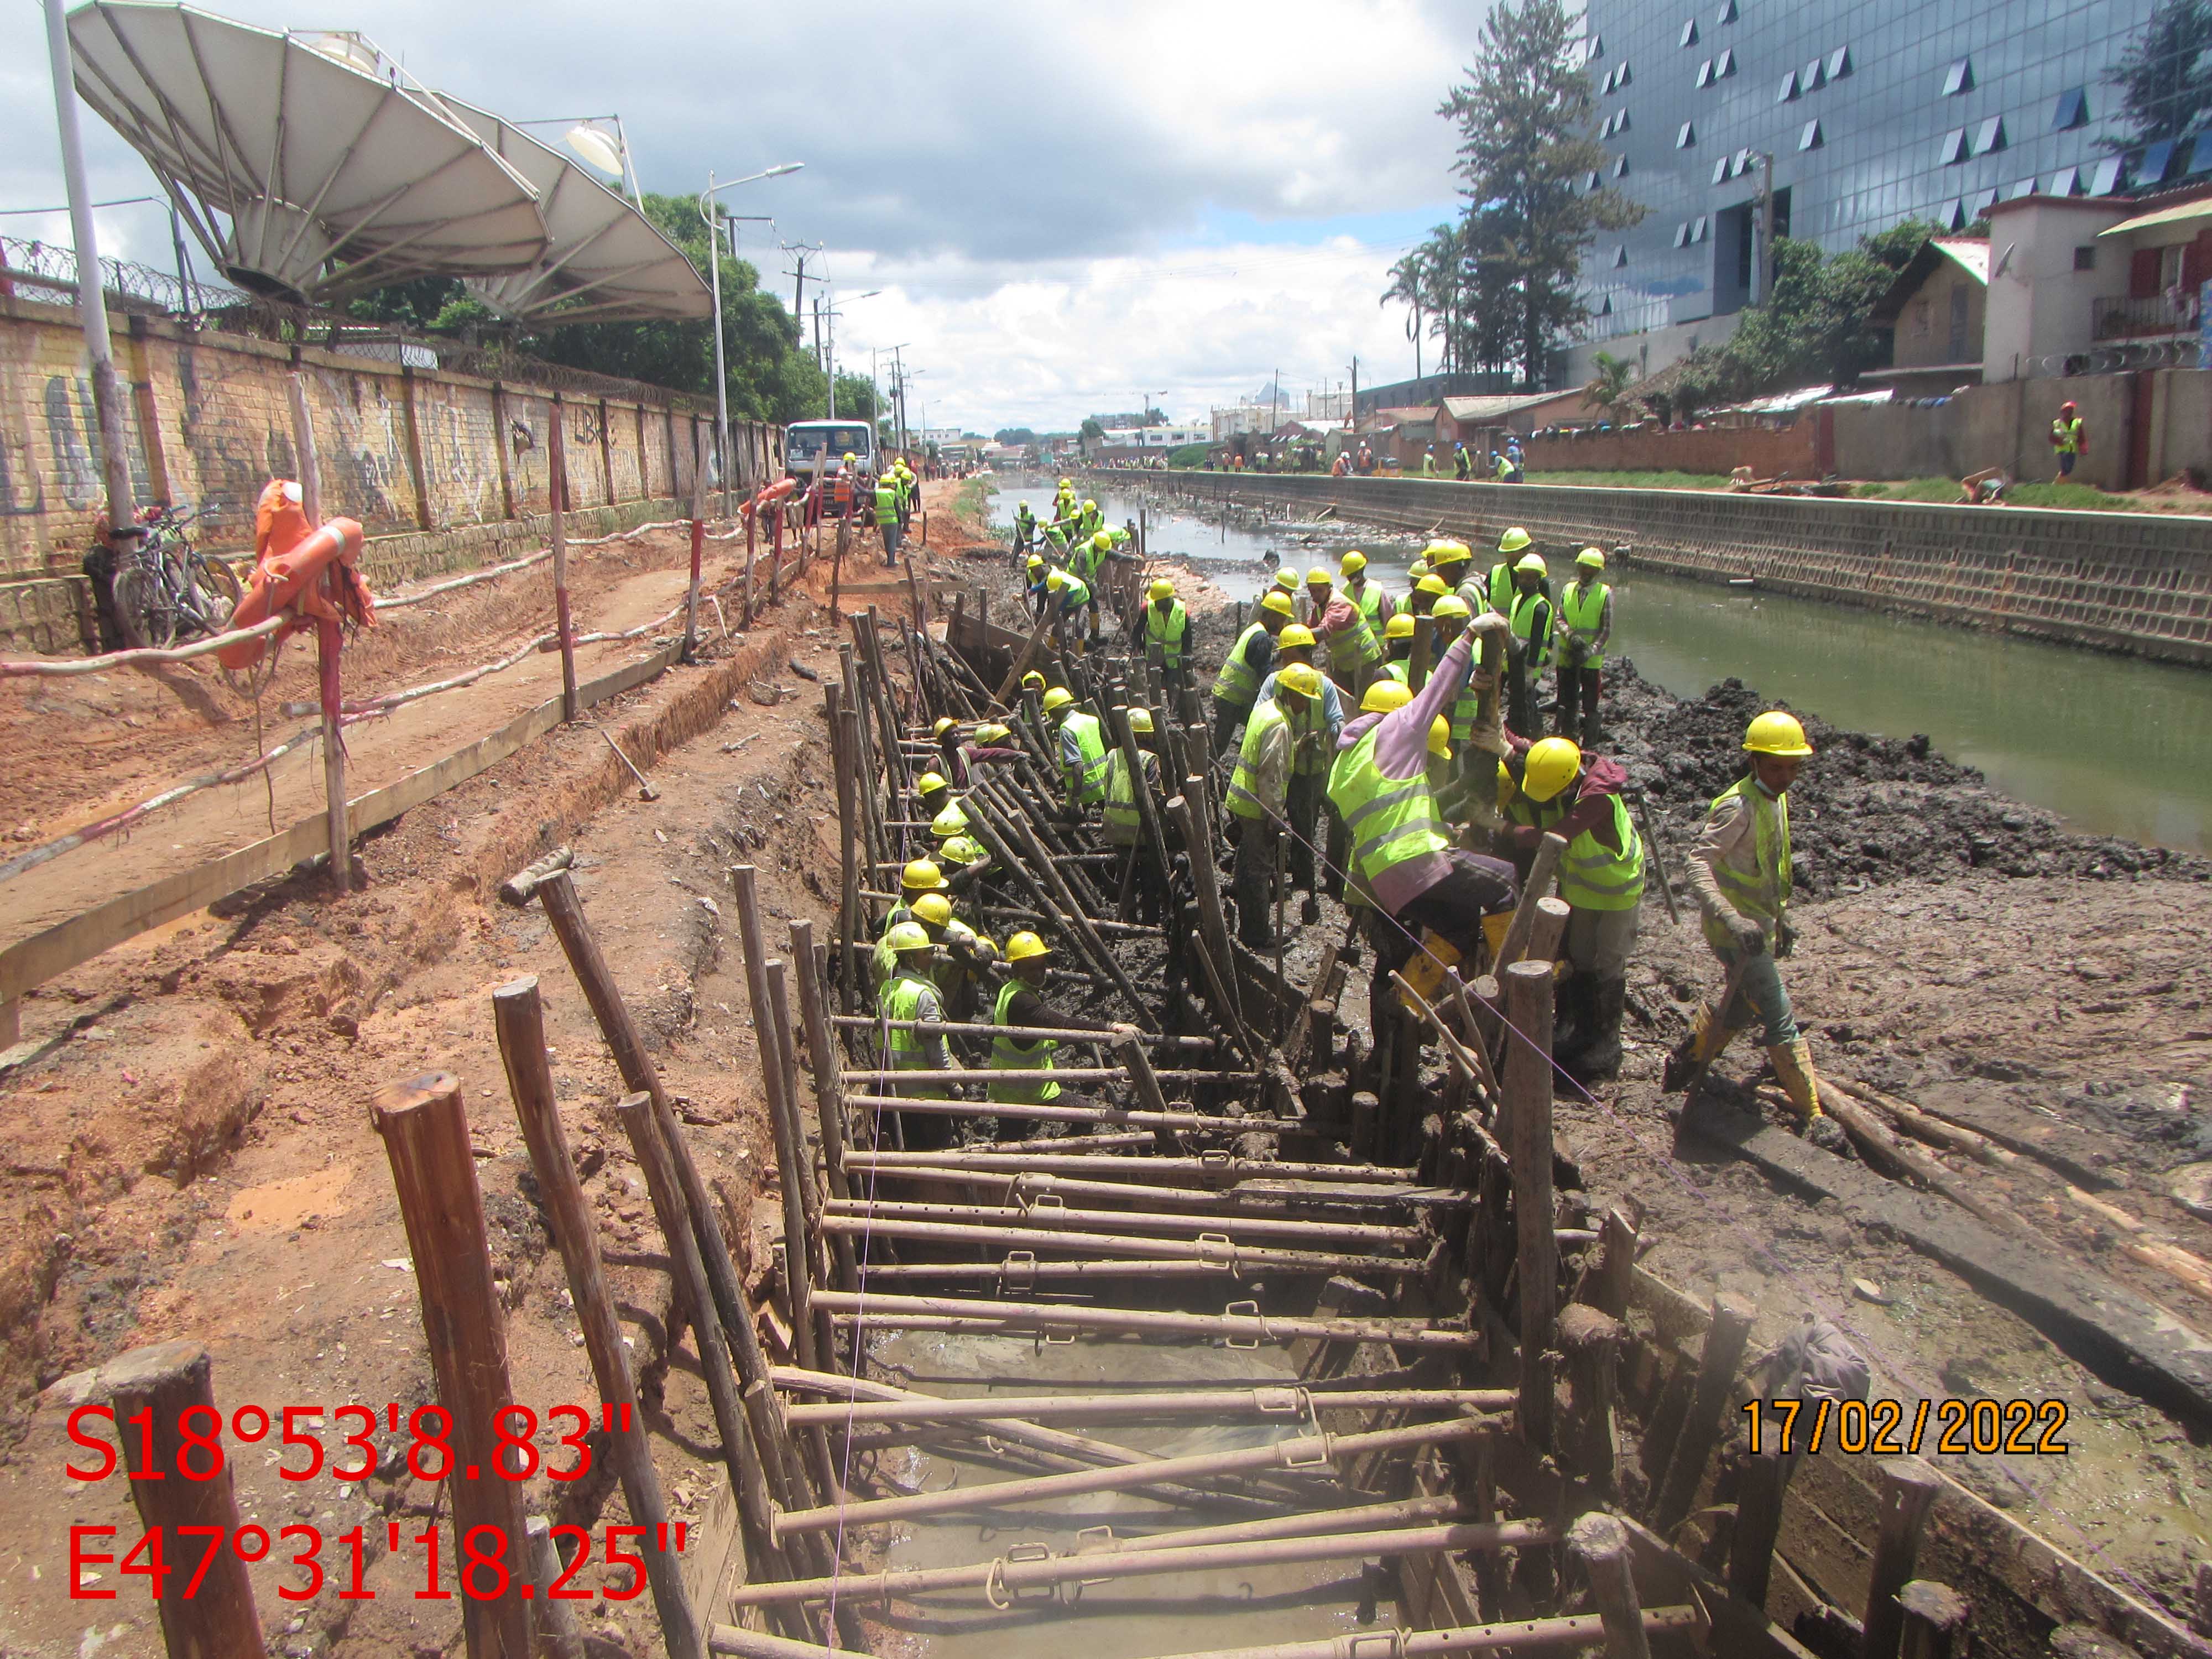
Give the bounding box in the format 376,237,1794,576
1661,1001,1736,1092
1766,1036,1824,1126
1567,974,1629,1083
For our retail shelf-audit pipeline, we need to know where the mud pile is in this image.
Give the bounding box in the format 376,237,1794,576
1603,661,2211,894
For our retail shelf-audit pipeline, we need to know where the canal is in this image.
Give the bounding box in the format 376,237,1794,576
990,481,2212,853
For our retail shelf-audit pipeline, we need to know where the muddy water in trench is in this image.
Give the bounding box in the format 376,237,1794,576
992,483,2212,853
844,1327,1381,1659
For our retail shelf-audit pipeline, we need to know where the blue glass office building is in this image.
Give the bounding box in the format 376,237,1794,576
1579,0,2190,348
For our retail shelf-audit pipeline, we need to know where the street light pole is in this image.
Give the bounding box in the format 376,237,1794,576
700,162,804,514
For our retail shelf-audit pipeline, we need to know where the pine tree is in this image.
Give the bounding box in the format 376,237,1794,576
1440,0,1644,388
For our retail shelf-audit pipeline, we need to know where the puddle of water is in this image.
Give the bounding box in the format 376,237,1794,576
838,1326,1383,1659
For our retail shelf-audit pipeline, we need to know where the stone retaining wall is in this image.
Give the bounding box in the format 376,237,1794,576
1149,470,2212,669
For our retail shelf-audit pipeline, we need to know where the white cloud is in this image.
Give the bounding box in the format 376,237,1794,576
1,0,1479,429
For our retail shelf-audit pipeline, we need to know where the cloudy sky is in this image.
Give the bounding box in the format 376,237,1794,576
2,0,1479,432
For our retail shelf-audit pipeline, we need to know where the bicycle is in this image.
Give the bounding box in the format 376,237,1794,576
107,501,244,652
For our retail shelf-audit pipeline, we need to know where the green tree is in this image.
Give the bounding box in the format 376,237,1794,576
1381,247,1431,378
994,427,1039,446
2110,0,2212,144
1580,348,1637,420
1441,0,1645,388
1080,417,1106,441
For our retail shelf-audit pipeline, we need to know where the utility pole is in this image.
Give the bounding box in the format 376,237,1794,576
782,241,824,351
1751,151,1776,307
1350,355,1359,425
42,0,136,551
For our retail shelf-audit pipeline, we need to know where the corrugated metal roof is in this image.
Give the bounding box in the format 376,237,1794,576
2099,196,2212,237
1440,392,1566,419
1932,237,1990,284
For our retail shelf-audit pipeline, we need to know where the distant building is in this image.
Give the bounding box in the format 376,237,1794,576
1305,389,1353,422
1210,399,1285,441
1352,373,1511,418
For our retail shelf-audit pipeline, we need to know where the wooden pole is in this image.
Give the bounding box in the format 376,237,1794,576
1502,958,1558,1452
1170,789,1246,1029
1651,1292,1757,1533
101,1340,269,1659
765,957,835,1364
369,1073,533,1659
1556,1303,1624,1494
1494,832,1567,969
522,1515,587,1659
728,866,817,1370
1898,1582,1971,1659
286,374,349,894
1726,1439,1787,1609
493,979,702,1658
684,420,705,663
743,473,758,628
1566,1512,1653,1659
1863,1459,1945,1659
827,691,862,1009
787,920,857,1219
549,399,578,722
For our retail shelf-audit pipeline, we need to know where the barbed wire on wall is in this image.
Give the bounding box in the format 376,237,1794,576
2020,338,2204,378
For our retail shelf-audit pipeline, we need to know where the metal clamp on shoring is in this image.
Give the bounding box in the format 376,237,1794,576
1027,1191,1066,1217
1277,1431,1335,1470
1223,1298,1263,1349
1252,1386,1303,1416
1070,1524,1117,1601
1337,1630,1408,1659
1000,1249,1037,1293
1196,1231,1238,1272
983,1556,1014,1611
1006,1542,1057,1605
1198,1148,1233,1185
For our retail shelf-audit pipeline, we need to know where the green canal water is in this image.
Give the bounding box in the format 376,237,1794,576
989,482,2212,853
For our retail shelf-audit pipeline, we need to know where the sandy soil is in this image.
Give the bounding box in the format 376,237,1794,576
0,484,976,1657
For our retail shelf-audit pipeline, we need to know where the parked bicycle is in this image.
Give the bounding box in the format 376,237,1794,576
106,501,244,650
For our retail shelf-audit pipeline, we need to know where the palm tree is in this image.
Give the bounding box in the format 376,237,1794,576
1581,349,1637,421
1382,249,1428,378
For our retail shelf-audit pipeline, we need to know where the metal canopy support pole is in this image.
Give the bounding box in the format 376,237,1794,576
43,0,135,550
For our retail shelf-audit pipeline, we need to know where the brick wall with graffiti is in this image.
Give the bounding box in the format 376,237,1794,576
0,291,726,580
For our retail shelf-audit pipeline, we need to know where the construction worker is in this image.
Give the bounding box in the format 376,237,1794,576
988,933,1133,1142
1453,441,1472,481
1012,499,1037,555
1339,681,1413,938
1135,578,1191,692
1225,663,1322,947
1255,629,1344,921
877,921,954,1148
1271,566,1302,602
1211,589,1293,755
874,469,903,566
1425,538,1477,613
1421,446,1439,478
961,722,1025,785
1327,612,1515,1032
1405,572,1451,620
893,455,918,530
1102,708,1168,923
1025,554,1050,618
939,831,993,895
1481,529,1527,616
1340,551,1395,634
1379,612,1416,682
1044,568,1092,652
1054,476,1078,523
1075,498,1104,543
1303,567,1379,692
1020,668,1050,698
1505,553,1553,740
1665,711,1829,1135
1426,597,1485,759
1557,549,1613,746
916,769,953,821
1498,738,1642,1081
2050,400,2086,478
929,797,972,846
1044,686,1110,814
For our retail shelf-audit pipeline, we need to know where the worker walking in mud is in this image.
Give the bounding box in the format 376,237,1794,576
985,933,1134,1142
1666,711,1839,1142
1134,578,1191,694
1012,499,1037,556
1044,686,1110,817
1102,707,1169,924
1504,552,1553,740
1211,589,1293,755
876,921,956,1149
1225,664,1323,947
874,468,902,566
1496,738,1642,1081
1556,548,1613,746
1255,627,1345,921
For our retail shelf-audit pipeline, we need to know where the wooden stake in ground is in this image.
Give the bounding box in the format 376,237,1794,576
369,1073,533,1659
1650,1292,1757,1533
102,1340,269,1659
1503,958,1559,1451
493,979,704,1659
1494,833,1567,969
1727,1439,1787,1608
549,398,578,722
1566,1512,1653,1659
286,373,349,894
1863,1458,1944,1659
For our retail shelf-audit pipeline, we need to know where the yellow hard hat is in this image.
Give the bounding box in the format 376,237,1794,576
1259,591,1295,617
1499,526,1532,554
1522,737,1583,803
1408,559,1431,581
1273,568,1300,592
1430,595,1472,620
1058,477,1072,487
1362,680,1413,713
975,722,1010,743
1047,570,1067,591
1021,670,1047,690
1277,662,1323,697
1340,550,1368,576
1515,551,1548,575
942,835,987,864
884,921,932,953
932,716,958,738
1082,498,1097,512
1042,686,1075,712
901,858,945,892
1006,930,1051,962
1127,706,1155,734
912,891,954,926
1416,574,1451,598
1431,540,1472,566
1384,613,1416,640
916,770,948,796
931,804,970,838
1306,566,1333,587
1092,530,1113,551
1026,554,1045,571
1427,716,1452,759
1744,710,1814,757
1577,547,1606,570
1149,578,1175,602
1277,623,1317,651
843,451,856,463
